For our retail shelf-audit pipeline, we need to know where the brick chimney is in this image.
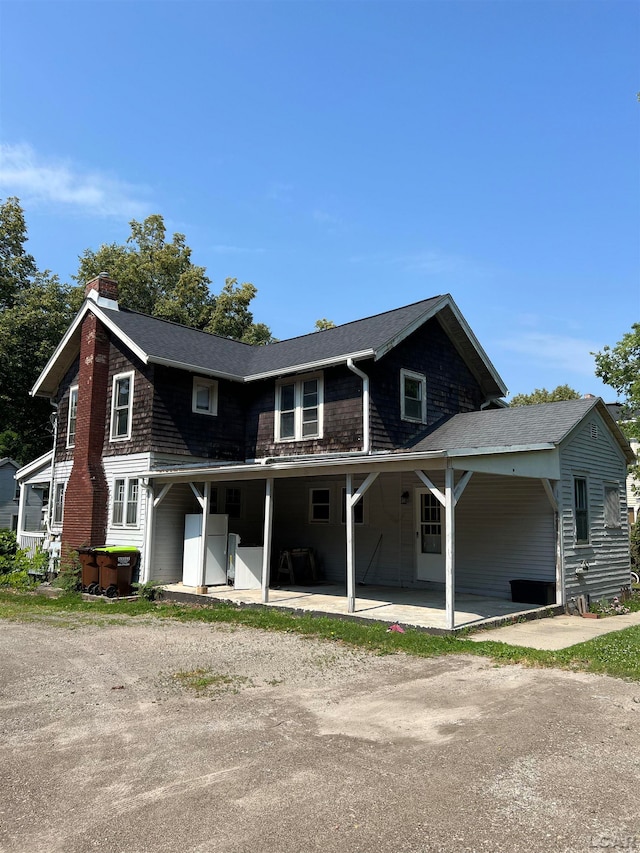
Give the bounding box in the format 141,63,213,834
84,272,119,308
62,278,115,556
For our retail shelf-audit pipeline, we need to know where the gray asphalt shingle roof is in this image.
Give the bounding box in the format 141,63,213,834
406,398,605,453
101,295,445,379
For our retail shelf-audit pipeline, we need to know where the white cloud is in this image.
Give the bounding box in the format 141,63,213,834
0,143,150,218
349,248,495,279
497,331,601,377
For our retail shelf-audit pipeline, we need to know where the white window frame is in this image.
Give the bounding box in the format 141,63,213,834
53,482,65,526
400,368,427,424
604,483,622,529
275,373,323,442
66,385,78,448
309,487,331,523
110,371,134,441
573,475,590,546
111,477,140,528
192,377,218,416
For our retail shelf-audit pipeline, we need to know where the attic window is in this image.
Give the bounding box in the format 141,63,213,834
192,377,218,417
590,422,598,440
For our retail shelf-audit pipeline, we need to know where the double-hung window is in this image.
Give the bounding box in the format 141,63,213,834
112,478,139,527
400,369,426,423
67,386,78,448
110,372,134,441
53,483,65,526
309,488,331,523
192,377,218,416
574,477,589,545
276,374,323,441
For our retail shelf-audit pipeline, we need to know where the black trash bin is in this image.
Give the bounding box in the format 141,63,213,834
510,579,556,606
95,547,140,597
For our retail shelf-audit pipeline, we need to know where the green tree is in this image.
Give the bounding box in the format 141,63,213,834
314,318,335,331
75,214,272,342
509,385,581,407
594,324,640,493
0,271,74,462
205,279,273,344
0,197,37,310
593,324,640,440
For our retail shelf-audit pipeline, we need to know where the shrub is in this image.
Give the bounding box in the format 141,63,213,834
132,580,164,601
53,549,81,593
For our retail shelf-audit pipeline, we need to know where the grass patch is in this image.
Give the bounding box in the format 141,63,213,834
172,668,251,696
2,588,640,681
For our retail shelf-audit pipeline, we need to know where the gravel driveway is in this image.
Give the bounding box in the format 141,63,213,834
1,612,639,853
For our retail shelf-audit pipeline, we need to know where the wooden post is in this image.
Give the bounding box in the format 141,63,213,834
197,481,210,594
346,474,355,613
261,477,274,604
445,466,455,630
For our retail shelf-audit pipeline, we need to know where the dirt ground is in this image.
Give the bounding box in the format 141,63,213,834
1,613,639,853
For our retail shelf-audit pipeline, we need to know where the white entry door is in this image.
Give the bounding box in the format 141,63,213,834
415,489,445,582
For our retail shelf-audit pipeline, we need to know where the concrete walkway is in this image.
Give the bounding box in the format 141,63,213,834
468,609,640,650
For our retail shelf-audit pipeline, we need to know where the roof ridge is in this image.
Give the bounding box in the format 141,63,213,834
262,294,445,349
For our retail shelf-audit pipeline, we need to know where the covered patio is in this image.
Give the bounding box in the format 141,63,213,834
161,581,551,632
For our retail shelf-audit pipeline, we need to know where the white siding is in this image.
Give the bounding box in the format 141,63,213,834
103,453,152,555
149,483,200,583
560,411,631,602
455,473,555,598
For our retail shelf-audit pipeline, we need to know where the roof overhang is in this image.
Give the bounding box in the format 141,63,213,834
15,451,53,483
374,294,508,399
144,441,562,484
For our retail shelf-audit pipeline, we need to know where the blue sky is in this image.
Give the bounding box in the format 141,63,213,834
1,0,638,400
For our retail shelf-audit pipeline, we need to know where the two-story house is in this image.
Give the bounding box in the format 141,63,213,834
22,273,634,628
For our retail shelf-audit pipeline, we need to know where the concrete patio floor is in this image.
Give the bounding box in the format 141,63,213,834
162,582,547,631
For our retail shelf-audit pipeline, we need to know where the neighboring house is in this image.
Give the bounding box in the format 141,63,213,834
0,458,20,532
627,438,639,525
22,273,634,628
14,452,52,555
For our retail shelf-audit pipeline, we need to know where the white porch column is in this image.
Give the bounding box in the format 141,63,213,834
198,481,211,592
261,477,274,604
142,481,155,584
346,473,356,613
445,466,456,630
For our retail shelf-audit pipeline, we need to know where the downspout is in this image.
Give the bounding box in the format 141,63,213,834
346,359,370,454
46,406,58,536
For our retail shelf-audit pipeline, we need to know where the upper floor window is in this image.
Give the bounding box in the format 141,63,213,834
112,477,139,527
574,476,589,545
400,369,426,423
276,374,323,442
192,377,218,416
110,372,134,441
67,386,78,448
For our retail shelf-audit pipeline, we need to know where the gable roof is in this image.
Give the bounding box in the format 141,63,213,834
32,293,507,399
406,397,635,463
0,458,19,470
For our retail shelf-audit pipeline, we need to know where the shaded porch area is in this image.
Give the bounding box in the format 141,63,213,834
162,581,549,632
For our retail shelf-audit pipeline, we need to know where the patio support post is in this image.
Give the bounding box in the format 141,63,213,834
346,473,356,613
445,466,456,630
142,481,155,584
261,477,274,604
198,481,211,592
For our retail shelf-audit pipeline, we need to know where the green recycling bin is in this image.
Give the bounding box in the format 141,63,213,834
95,546,140,598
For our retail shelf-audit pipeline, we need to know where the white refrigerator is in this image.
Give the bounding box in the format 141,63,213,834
183,514,228,587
